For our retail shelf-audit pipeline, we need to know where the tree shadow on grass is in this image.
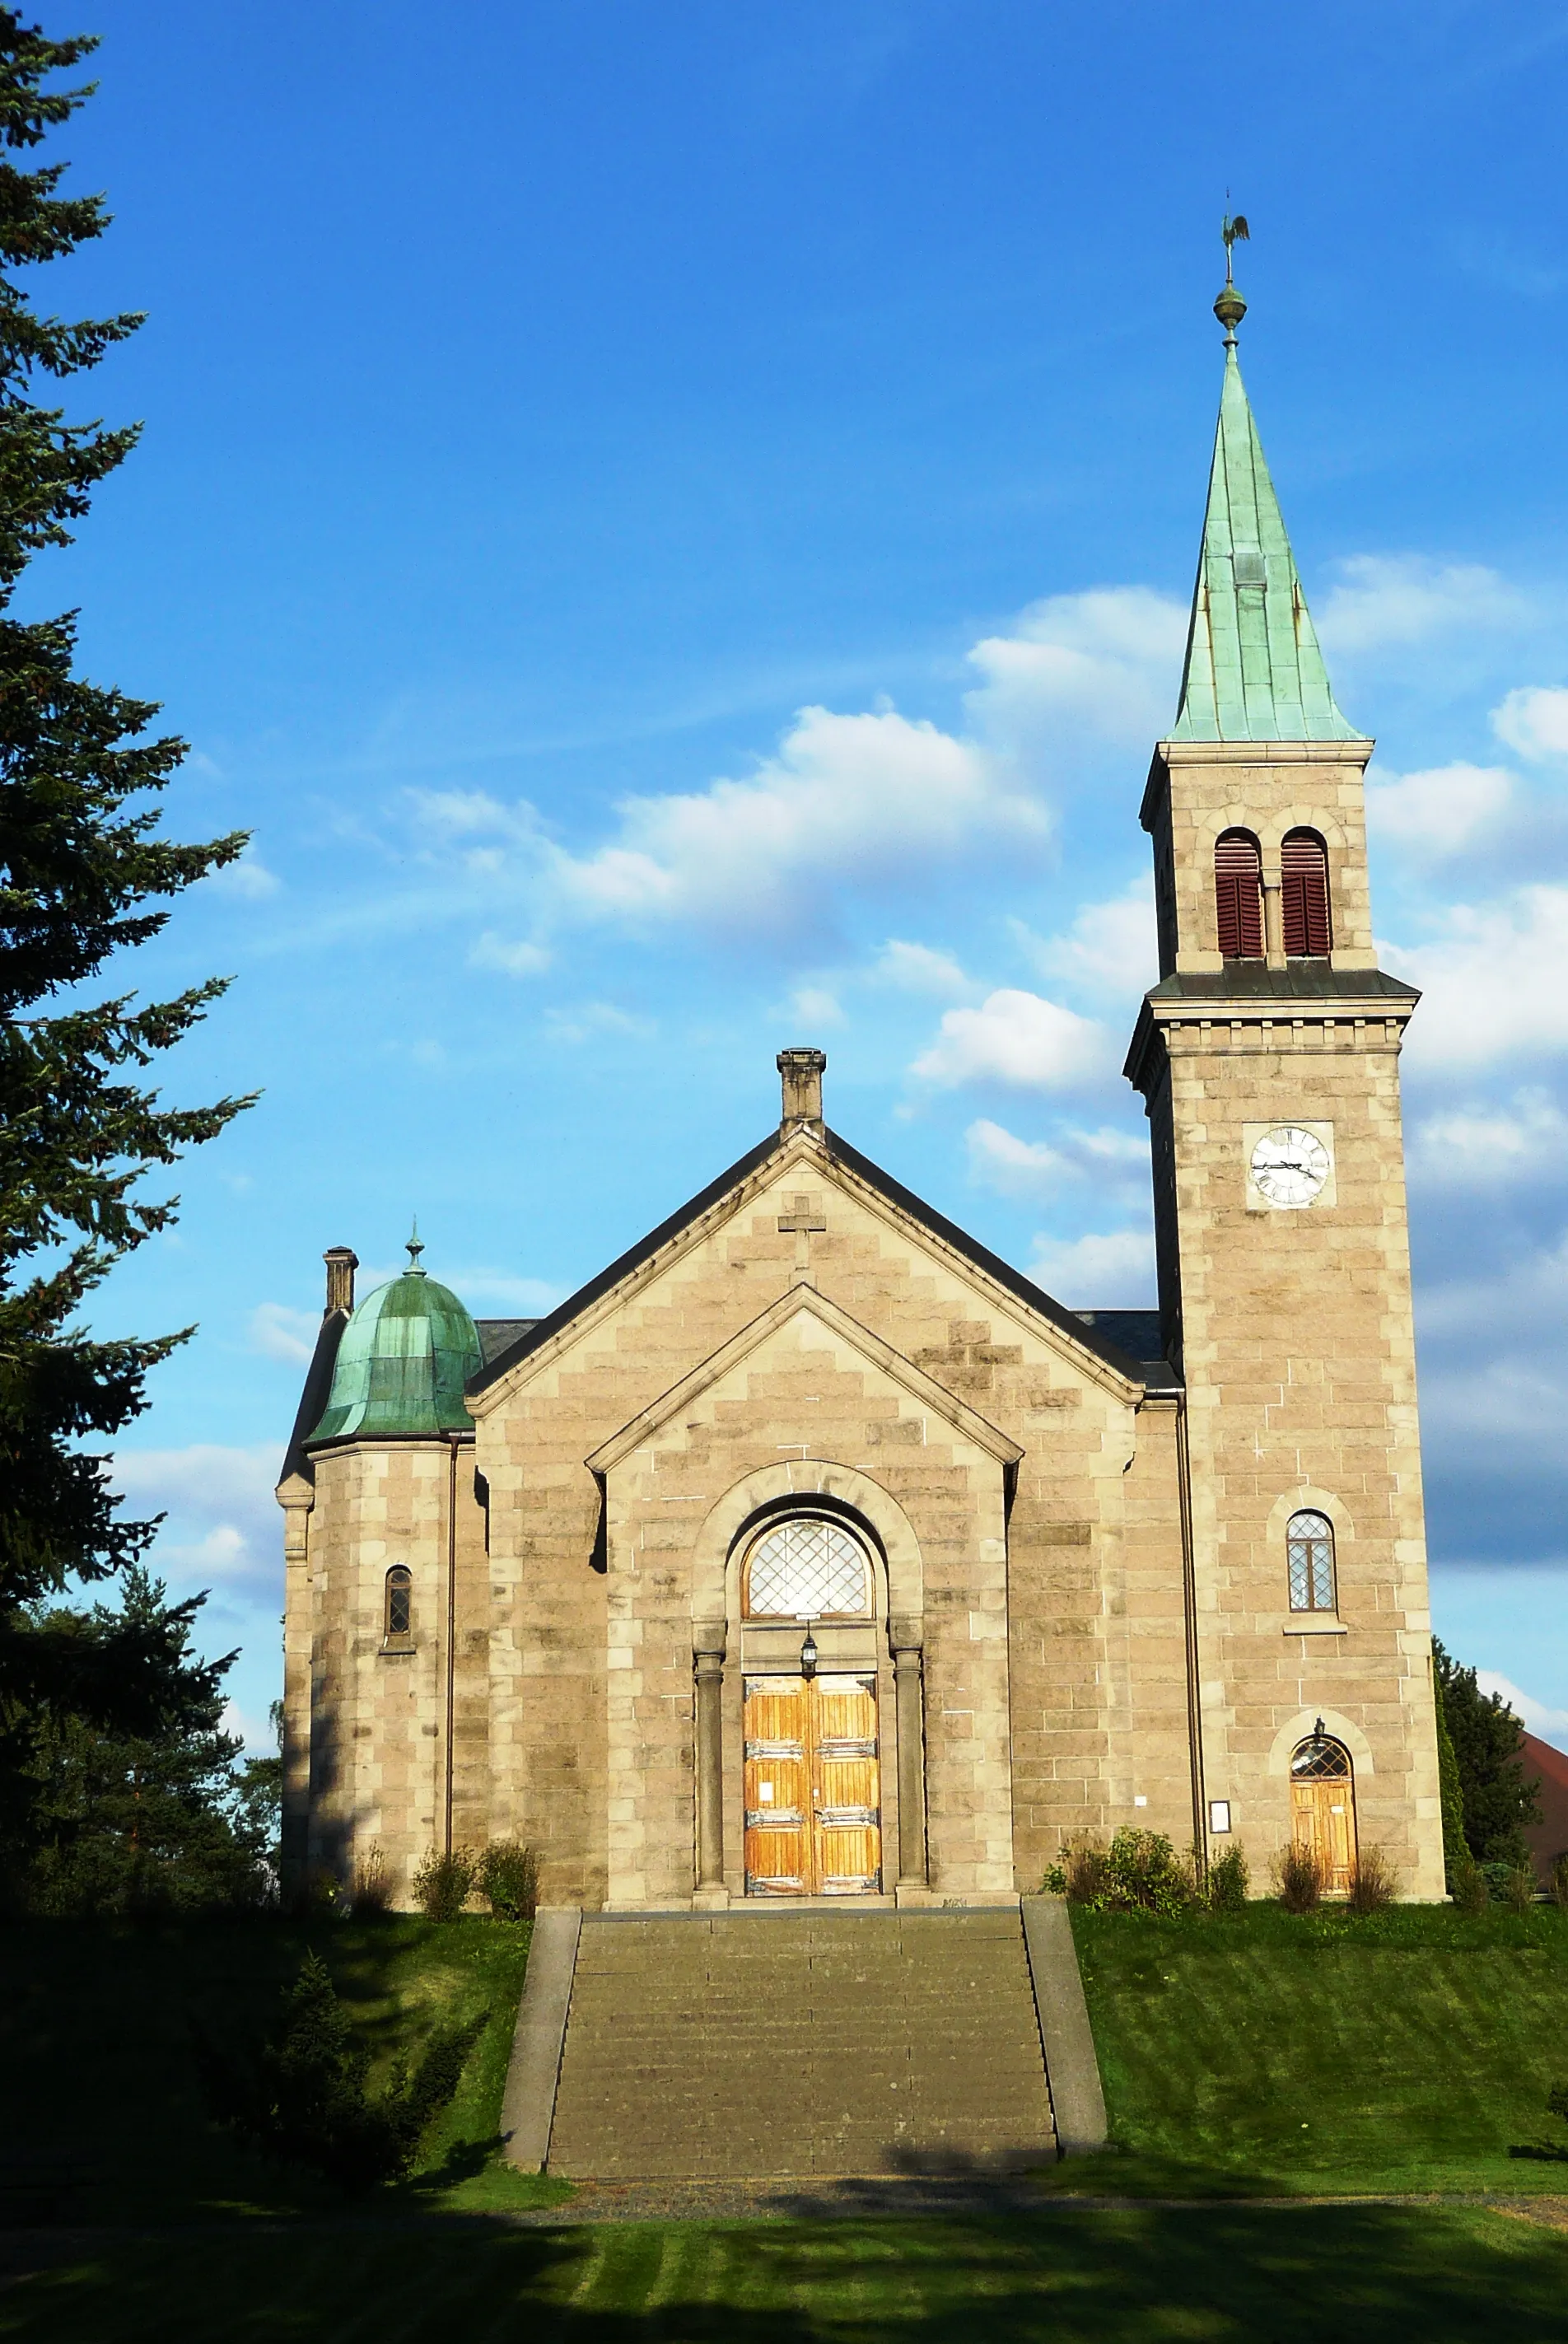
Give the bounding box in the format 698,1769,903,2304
7,2202,1568,2343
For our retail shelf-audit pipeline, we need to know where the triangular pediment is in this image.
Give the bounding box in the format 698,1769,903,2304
468,1124,1144,1412
585,1285,1024,1477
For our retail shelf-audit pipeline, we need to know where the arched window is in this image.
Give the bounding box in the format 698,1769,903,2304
1215,829,1264,960
1281,828,1332,956
744,1517,870,1619
1286,1511,1336,1613
384,1565,413,1646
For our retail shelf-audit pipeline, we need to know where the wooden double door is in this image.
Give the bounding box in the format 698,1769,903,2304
743,1674,881,1896
1290,1773,1357,1893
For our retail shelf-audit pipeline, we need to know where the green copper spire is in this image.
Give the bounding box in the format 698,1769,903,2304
1170,236,1364,745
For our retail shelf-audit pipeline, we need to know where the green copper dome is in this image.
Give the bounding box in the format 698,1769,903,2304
307,1237,481,1442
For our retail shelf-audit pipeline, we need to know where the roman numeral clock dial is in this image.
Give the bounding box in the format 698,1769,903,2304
1248,1124,1332,1210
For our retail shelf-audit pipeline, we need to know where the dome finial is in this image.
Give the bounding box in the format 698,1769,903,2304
1215,206,1249,343
406,1216,425,1274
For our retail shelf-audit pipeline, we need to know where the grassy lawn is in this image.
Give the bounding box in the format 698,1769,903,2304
0,1915,567,2221
1059,1899,1568,2197
3,2204,1568,2341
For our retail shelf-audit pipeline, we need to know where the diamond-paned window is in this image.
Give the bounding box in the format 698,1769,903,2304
1286,1511,1336,1613
1291,1734,1351,1782
744,1519,870,1618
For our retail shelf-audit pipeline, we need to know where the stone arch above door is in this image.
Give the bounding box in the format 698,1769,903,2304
690,1460,923,1632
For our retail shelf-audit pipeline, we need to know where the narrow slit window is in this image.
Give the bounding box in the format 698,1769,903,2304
1215,830,1264,960
385,1565,413,1643
1281,829,1332,956
1286,1511,1336,1613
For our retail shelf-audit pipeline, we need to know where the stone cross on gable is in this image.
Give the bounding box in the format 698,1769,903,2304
777,1192,826,1276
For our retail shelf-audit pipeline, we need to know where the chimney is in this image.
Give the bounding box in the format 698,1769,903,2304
777,1047,826,1135
323,1245,359,1317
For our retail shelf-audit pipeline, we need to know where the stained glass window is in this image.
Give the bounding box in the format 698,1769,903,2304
744,1518,870,1618
1286,1511,1336,1613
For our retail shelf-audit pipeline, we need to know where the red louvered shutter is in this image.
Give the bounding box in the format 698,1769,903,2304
1281,829,1331,956
1215,831,1263,960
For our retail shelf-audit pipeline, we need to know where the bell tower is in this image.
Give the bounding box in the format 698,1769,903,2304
1124,242,1444,1896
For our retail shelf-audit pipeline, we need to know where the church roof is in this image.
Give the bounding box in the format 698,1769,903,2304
1170,319,1364,746
307,1240,482,1443
466,1125,1154,1397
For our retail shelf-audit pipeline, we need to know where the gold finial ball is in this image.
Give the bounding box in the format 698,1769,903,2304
1214,284,1247,332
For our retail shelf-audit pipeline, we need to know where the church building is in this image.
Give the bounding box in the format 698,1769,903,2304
278,284,1446,1909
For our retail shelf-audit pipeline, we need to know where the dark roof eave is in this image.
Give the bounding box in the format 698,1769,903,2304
278,1311,349,1487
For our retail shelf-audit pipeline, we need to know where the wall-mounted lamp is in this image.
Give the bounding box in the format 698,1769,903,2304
800,1624,819,1681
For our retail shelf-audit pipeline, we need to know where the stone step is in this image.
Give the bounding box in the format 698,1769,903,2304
546,1907,1057,2179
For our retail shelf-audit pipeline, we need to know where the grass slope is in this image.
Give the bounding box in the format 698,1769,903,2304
1064,1900,1568,2196
4,2205,1568,2342
0,1916,564,2220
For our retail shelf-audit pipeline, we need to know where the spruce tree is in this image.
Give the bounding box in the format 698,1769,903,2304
0,15,251,1850
1432,1639,1542,1870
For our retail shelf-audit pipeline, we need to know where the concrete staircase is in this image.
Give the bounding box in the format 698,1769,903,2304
545,1907,1057,2179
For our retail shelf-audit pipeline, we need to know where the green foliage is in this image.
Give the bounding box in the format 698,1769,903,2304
350,1842,391,1916
7,1567,269,1913
1450,1856,1489,1916
475,1838,538,1922
200,1949,486,2193
1431,1646,1470,1890
1050,1830,1194,1915
413,1847,475,1921
1552,1855,1568,1912
1346,1847,1398,1914
0,12,253,1867
1207,1844,1249,1912
1433,1639,1541,1869
1272,1841,1325,1913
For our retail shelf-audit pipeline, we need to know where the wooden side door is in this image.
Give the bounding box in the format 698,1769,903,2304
811,1674,881,1895
1290,1777,1357,1893
744,1676,810,1895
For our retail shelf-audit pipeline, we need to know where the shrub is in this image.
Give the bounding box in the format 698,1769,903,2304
1552,1854,1568,1912
1105,1829,1194,1916
1449,1856,1489,1915
198,1951,485,2192
412,1848,474,1922
476,1840,539,1922
1502,1861,1538,1915
1272,1841,1326,1915
1062,1838,1112,1907
1346,1846,1398,1914
351,1843,391,1917
1207,1845,1249,1912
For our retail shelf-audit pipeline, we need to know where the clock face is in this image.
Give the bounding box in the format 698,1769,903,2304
1249,1125,1331,1209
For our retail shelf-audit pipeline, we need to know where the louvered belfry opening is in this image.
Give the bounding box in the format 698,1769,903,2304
1214,829,1264,960
1281,827,1332,956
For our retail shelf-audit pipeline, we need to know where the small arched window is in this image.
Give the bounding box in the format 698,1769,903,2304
1281,829,1332,957
1287,1511,1336,1613
1215,829,1264,960
384,1565,413,1646
744,1517,870,1619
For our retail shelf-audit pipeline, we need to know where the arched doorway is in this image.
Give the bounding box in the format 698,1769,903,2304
1290,1729,1357,1891
740,1515,881,1897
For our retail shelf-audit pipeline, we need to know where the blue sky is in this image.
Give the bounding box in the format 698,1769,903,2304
40,2,1568,1746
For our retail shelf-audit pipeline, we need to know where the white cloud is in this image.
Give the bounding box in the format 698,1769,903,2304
544,1001,651,1044
470,932,551,977
208,851,281,899
249,1302,319,1364
965,587,1187,754
873,940,975,999
1317,556,1528,655
1365,763,1514,857
788,985,846,1030
912,988,1108,1090
1475,1672,1568,1755
550,703,1047,933
1494,686,1568,763
110,1444,282,1600
1392,885,1568,1065
1026,1227,1155,1306
967,1117,1147,1202
1409,1090,1568,1188
1024,877,1158,1000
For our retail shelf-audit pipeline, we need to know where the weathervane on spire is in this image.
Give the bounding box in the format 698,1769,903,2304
1215,208,1249,341
406,1216,425,1272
